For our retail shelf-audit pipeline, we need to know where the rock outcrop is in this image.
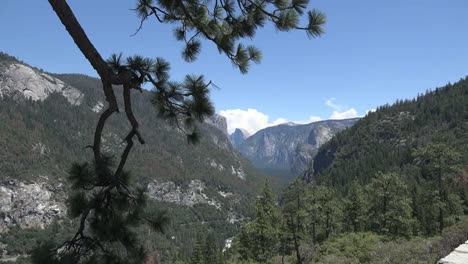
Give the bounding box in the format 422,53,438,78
205,114,228,135
0,180,65,233
147,180,222,209
230,128,250,148
0,63,83,105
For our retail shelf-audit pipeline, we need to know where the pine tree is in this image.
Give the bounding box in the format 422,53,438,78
413,143,463,234
40,0,326,262
203,233,220,264
190,234,205,264
305,185,321,243
238,180,281,263
282,179,308,264
366,172,413,237
317,186,341,239
343,181,367,232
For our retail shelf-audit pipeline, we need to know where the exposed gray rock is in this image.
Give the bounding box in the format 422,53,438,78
147,180,221,209
218,191,233,198
230,165,246,180
222,237,234,252
230,128,250,148
91,101,104,113
0,180,65,233
226,209,243,224
208,159,225,171
32,142,48,155
205,114,228,135
210,133,231,151
0,63,83,105
235,119,358,176
101,132,124,154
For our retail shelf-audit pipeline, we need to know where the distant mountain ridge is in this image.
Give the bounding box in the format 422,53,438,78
230,128,251,148
232,118,358,178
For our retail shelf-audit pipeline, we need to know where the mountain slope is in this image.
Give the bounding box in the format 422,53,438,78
313,77,468,190
230,128,250,148
234,119,358,178
0,52,266,261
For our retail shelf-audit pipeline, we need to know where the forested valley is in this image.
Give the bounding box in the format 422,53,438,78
1,0,468,263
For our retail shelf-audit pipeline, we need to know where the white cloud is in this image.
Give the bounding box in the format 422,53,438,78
324,97,361,120
329,108,359,119
219,108,271,134
294,116,323,124
219,109,323,134
220,98,362,135
325,97,341,111
270,118,289,127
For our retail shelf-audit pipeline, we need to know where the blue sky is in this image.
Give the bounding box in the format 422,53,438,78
2,0,468,134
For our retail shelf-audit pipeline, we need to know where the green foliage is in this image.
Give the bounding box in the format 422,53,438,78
0,222,75,257
189,232,222,264
342,181,366,232
226,74,468,264
281,179,319,263
0,56,267,263
190,234,205,264
2,0,327,261
133,0,325,74
313,78,468,236
413,143,463,233
237,181,281,262
314,217,468,264
314,78,468,189
317,232,382,263
366,172,414,237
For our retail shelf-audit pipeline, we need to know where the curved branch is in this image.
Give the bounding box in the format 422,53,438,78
48,0,110,79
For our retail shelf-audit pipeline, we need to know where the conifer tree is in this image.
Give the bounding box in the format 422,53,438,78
238,180,281,263
366,172,413,237
304,185,321,243
317,186,341,239
282,179,307,264
413,143,463,233
343,180,367,232
190,234,206,264
41,0,325,262
204,233,220,264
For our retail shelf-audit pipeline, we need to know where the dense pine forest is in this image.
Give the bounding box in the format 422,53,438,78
219,78,468,263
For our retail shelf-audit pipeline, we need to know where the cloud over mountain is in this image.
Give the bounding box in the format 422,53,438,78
219,109,323,134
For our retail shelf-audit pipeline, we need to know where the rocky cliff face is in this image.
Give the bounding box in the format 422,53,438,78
147,180,222,209
234,119,358,177
0,180,65,233
0,63,83,105
230,128,250,148
205,114,228,135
